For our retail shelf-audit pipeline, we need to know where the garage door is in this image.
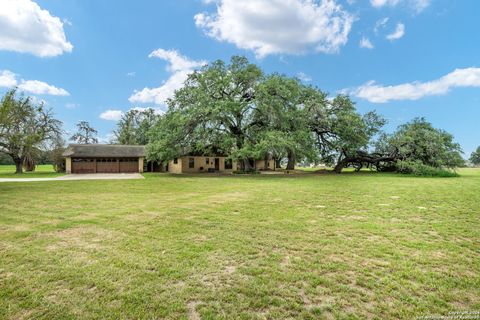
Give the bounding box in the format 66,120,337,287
96,159,119,173
119,158,139,173
72,158,95,173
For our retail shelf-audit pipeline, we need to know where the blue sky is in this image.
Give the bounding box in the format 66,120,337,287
0,0,479,156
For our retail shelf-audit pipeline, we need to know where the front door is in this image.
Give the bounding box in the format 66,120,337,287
215,158,220,170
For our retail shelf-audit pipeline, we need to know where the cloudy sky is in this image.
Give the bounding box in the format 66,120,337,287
0,0,479,155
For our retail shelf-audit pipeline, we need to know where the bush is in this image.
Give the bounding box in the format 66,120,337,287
396,160,458,177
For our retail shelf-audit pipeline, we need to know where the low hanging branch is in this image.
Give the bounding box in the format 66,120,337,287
334,148,400,173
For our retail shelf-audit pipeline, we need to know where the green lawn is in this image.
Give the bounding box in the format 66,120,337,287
0,164,64,178
0,169,479,319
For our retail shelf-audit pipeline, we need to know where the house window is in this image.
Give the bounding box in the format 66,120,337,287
189,158,195,168
205,157,209,165
173,158,178,164
225,159,233,169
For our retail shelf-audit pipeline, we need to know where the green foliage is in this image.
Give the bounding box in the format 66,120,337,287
148,56,263,169
389,117,464,169
396,160,459,177
114,108,160,145
146,56,464,174
70,121,98,144
50,137,66,172
255,74,318,168
304,90,386,168
0,152,14,165
0,89,63,173
470,146,480,165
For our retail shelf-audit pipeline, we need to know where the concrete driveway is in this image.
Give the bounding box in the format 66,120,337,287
0,173,144,182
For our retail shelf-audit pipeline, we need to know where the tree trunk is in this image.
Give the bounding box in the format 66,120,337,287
15,159,23,174
334,158,348,173
286,151,295,170
243,159,253,171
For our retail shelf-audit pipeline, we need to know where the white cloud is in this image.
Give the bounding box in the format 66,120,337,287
411,0,431,12
297,72,312,82
0,0,73,57
194,0,354,58
148,49,206,72
18,80,69,96
350,67,480,103
386,23,405,41
0,70,17,87
129,49,206,105
126,72,136,77
0,69,69,96
99,109,124,121
370,0,431,12
370,0,400,7
359,37,374,49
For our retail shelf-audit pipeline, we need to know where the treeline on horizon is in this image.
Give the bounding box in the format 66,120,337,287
1,56,479,175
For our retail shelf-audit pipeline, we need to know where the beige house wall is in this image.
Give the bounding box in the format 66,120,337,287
254,159,276,170
65,157,72,174
138,157,144,173
167,158,183,174
166,156,237,173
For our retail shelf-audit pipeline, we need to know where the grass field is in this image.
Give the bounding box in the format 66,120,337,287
0,168,479,319
0,164,64,178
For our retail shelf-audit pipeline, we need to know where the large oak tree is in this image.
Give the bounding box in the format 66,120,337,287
0,89,62,174
149,56,264,169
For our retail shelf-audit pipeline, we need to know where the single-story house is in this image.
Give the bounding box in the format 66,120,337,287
63,144,145,174
63,144,280,174
166,156,277,174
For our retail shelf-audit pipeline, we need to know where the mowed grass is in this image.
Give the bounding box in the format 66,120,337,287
0,169,479,319
0,164,64,178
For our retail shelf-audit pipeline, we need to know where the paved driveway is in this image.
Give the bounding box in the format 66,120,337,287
0,173,144,182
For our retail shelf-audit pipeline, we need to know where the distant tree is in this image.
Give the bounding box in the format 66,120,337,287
0,89,63,174
114,108,160,145
0,152,14,165
70,121,98,144
470,146,480,166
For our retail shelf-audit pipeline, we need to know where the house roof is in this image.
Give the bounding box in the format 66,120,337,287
63,144,145,158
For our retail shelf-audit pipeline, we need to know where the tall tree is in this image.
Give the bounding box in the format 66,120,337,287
303,91,386,173
470,146,480,166
0,89,62,174
114,108,160,145
256,74,317,170
150,56,264,169
70,121,98,144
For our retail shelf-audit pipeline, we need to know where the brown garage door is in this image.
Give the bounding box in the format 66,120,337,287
119,158,138,173
72,158,95,173
96,158,119,173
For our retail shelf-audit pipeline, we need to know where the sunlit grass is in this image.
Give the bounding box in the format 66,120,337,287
0,168,479,319
0,164,64,178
